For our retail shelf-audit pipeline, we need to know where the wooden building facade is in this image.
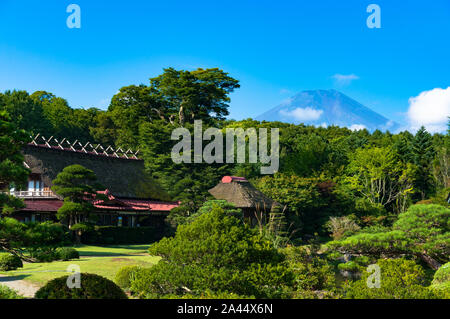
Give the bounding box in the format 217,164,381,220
8,135,179,227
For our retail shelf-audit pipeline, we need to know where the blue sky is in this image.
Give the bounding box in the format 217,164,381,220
0,0,449,129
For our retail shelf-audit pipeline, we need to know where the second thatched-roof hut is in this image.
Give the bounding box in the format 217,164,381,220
208,176,278,223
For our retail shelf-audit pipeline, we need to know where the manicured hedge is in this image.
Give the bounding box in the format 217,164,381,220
0,253,23,271
35,273,127,299
56,247,80,261
80,226,170,245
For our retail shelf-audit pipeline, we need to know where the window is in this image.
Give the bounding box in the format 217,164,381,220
28,177,43,192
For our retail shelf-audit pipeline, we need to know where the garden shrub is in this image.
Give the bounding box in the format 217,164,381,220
29,248,59,262
431,262,450,297
130,207,293,299
432,262,450,285
344,258,439,299
56,247,80,261
0,285,23,299
0,252,23,271
114,265,142,290
34,273,127,299
281,246,338,299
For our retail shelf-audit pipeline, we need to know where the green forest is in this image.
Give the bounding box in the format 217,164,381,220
1,67,449,299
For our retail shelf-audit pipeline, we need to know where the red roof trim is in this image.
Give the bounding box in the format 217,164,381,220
221,176,248,183
22,195,179,213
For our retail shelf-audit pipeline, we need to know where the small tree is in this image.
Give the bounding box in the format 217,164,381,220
329,204,449,270
412,126,436,200
346,146,413,209
51,165,98,228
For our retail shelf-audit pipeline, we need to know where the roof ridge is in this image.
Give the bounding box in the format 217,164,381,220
29,134,141,160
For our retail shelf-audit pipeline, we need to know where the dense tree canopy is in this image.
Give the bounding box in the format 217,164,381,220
0,111,30,214
1,67,449,299
131,206,292,298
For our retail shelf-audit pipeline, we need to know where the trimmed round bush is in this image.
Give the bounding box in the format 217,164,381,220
29,248,59,262
431,262,450,297
432,262,450,286
0,253,23,271
35,273,128,299
114,265,142,290
56,247,80,261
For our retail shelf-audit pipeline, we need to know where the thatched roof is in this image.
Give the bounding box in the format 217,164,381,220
208,176,275,210
23,144,170,201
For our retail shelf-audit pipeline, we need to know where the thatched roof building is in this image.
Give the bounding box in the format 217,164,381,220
23,143,168,200
9,135,179,227
208,176,276,212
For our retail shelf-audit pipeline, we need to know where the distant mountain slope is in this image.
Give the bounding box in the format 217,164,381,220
255,89,399,132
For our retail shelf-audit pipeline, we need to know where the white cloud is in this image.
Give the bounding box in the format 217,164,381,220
279,107,323,122
349,124,366,131
332,73,359,86
407,87,450,133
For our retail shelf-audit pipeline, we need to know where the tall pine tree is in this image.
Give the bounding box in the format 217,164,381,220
412,126,436,200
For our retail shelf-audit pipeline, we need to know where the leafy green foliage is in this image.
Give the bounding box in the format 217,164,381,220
255,174,353,237
344,259,439,299
0,110,30,214
114,265,142,290
52,165,100,227
0,217,71,262
412,126,436,200
282,247,338,298
346,145,414,212
0,252,23,271
0,285,23,299
432,262,450,285
330,204,450,270
55,247,80,261
130,206,292,298
431,262,450,296
34,273,128,299
167,200,241,227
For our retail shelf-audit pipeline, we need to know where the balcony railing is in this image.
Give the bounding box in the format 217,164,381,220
9,190,57,199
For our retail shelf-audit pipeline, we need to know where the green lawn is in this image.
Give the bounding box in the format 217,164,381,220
0,245,159,287
73,244,151,256
0,255,160,286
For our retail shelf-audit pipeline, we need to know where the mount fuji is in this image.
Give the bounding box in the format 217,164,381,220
255,89,399,132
